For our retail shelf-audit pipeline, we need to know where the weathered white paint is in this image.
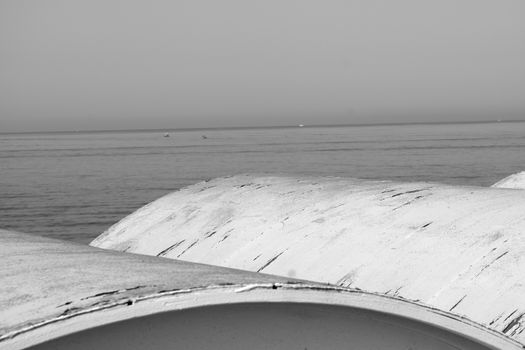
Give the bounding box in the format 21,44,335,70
1,230,514,350
92,174,525,345
492,171,525,189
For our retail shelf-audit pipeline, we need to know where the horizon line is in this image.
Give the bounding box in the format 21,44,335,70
1,118,524,135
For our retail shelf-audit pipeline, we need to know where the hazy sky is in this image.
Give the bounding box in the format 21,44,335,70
1,0,524,132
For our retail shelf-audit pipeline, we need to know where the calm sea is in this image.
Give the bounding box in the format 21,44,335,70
1,122,524,244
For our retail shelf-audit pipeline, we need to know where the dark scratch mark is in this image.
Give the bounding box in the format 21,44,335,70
59,307,81,316
421,222,432,229
177,240,199,257
204,230,217,238
56,301,72,308
504,309,519,322
494,251,509,262
257,251,285,272
336,271,356,286
157,240,185,257
81,286,147,300
253,254,262,261
475,251,509,277
237,183,253,188
502,313,525,335
391,188,426,198
392,195,425,211
281,216,291,226
218,234,230,243
381,189,396,194
89,300,112,307
157,289,180,294
449,295,467,312
81,290,118,299
489,315,501,326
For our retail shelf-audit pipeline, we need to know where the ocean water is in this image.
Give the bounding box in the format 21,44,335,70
1,121,524,244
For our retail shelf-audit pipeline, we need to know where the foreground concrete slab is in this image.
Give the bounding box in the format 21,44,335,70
1,230,519,349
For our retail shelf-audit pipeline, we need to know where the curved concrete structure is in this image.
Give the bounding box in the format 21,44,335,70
492,171,525,189
0,229,520,350
92,174,525,345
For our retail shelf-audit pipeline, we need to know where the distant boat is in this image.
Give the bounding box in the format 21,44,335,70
298,124,305,127
202,135,208,139
164,133,170,138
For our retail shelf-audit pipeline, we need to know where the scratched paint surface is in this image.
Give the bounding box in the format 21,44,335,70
4,230,511,350
0,230,297,344
92,174,525,343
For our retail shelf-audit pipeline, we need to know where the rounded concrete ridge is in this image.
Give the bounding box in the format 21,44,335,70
91,174,525,346
492,171,525,189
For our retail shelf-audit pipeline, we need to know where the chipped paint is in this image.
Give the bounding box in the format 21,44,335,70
257,251,285,272
156,240,185,257
3,230,522,350
92,174,525,345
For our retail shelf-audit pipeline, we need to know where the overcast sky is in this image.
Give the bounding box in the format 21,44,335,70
1,0,524,132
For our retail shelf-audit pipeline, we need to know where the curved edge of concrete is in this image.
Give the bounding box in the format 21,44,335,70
3,282,522,350
0,230,521,350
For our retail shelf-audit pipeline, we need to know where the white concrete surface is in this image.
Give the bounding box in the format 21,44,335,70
92,174,525,345
1,230,514,349
492,172,525,189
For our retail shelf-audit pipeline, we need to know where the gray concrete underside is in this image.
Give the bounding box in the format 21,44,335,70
30,303,491,350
